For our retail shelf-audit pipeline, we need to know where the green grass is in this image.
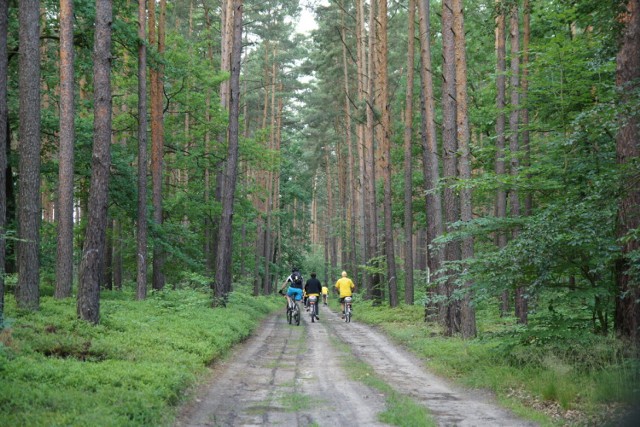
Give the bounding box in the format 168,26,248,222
0,287,281,426
353,300,640,426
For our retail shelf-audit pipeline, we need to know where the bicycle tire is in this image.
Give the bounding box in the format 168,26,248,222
287,308,292,324
294,305,300,326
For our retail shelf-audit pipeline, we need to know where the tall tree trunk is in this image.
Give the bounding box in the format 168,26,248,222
220,0,234,108
339,3,357,277
263,59,277,293
377,0,398,307
508,1,526,324
213,0,243,306
522,0,532,216
495,0,509,316
55,0,74,299
274,86,283,281
150,0,166,291
213,0,236,272
403,0,416,305
365,0,381,301
16,0,41,311
442,0,460,334
325,146,336,272
337,129,347,267
78,0,112,324
355,0,367,288
614,0,640,344
0,0,7,325
453,0,476,338
418,0,444,319
136,0,148,300
202,4,214,274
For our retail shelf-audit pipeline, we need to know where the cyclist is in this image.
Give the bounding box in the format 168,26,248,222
278,268,304,309
304,272,322,321
321,283,329,305
335,271,355,319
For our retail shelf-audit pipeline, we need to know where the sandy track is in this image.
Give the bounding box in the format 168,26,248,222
175,304,537,427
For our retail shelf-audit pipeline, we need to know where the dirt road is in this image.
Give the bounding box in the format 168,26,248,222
175,304,537,427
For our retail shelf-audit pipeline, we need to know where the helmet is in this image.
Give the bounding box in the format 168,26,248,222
341,271,347,277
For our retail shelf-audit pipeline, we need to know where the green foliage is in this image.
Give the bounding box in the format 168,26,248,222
353,302,639,425
0,289,280,426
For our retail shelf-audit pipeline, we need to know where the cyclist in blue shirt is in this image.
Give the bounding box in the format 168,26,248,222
278,268,304,307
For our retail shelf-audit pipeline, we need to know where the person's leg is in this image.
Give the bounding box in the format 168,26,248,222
313,295,319,318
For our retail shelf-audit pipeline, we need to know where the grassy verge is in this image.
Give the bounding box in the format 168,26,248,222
0,287,280,426
351,300,639,426
331,336,437,427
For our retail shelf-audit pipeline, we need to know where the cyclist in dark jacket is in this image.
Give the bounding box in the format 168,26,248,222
304,272,322,321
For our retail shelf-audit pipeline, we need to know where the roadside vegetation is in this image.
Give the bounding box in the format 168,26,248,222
0,284,280,426
1,277,637,426
346,294,639,426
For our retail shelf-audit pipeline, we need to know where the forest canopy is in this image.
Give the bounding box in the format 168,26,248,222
0,0,638,343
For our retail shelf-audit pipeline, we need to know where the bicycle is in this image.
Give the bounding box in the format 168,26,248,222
308,295,319,322
287,298,301,326
280,289,301,326
343,296,352,322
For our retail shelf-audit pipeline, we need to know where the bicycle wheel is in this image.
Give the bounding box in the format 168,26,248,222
287,305,292,325
346,306,351,322
293,302,300,326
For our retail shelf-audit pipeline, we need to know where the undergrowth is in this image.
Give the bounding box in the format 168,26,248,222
354,300,639,426
0,287,280,426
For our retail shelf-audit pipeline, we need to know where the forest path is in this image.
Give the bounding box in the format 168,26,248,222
175,304,537,427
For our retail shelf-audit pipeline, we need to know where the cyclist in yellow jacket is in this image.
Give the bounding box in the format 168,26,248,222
334,271,355,318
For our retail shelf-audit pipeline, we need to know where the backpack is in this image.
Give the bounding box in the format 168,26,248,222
292,271,303,287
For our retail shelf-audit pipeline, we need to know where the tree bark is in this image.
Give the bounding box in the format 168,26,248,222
452,0,476,338
16,0,41,311
78,0,113,324
340,4,358,281
442,0,461,334
136,0,148,300
150,0,166,291
522,0,532,216
403,0,416,305
213,0,243,306
495,0,509,316
55,0,75,299
377,0,398,307
418,0,444,319
365,0,381,301
614,0,640,344
508,1,526,324
355,0,367,288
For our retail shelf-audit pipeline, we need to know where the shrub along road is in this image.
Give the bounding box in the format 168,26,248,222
175,305,537,426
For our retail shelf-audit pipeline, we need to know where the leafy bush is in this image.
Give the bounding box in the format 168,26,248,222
0,288,280,426
355,301,639,425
